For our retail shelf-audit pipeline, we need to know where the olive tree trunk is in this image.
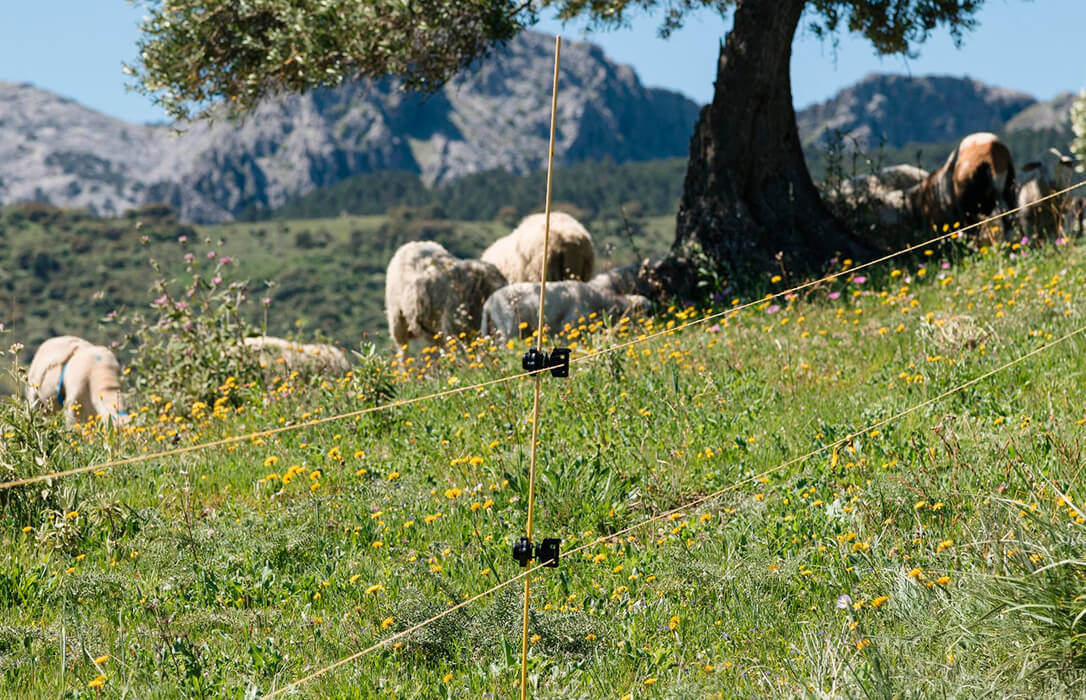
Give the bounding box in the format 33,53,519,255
667,0,876,291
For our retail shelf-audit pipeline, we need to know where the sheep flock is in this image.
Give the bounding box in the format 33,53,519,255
22,211,652,426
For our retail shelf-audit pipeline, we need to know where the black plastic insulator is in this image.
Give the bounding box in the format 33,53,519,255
522,348,547,374
537,538,561,568
512,536,534,567
521,347,571,378
512,536,562,568
547,348,571,378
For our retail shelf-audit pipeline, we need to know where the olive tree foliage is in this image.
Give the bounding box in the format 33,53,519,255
553,0,980,53
131,0,981,122
127,0,537,121
1073,91,1086,172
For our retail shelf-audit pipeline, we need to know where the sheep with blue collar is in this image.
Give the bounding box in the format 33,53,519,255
26,335,130,427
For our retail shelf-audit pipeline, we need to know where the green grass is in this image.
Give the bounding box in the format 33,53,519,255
4,230,1086,697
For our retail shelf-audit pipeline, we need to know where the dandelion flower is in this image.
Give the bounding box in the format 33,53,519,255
871,596,889,608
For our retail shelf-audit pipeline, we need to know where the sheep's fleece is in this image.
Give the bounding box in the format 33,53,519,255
243,336,349,375
386,240,507,355
481,212,595,283
480,280,651,340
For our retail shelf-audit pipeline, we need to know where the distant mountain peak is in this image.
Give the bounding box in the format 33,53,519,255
797,73,1038,148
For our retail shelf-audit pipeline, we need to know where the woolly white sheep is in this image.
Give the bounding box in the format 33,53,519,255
385,241,507,357
26,335,129,427
481,212,595,283
243,336,350,376
836,164,930,229
588,258,660,298
480,280,651,341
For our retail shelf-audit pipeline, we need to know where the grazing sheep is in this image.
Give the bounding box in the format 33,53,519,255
588,258,660,298
244,336,350,376
481,212,595,283
1016,148,1077,239
907,132,1016,230
385,241,507,357
480,280,652,341
26,335,129,427
831,165,930,249
837,165,929,219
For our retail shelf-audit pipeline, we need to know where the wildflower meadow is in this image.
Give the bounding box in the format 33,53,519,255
3,229,1086,698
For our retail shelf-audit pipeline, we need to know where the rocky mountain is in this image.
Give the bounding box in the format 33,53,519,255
0,31,700,223
1003,92,1076,134
797,73,1039,148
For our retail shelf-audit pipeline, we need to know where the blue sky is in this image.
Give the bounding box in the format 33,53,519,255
1,1,1083,124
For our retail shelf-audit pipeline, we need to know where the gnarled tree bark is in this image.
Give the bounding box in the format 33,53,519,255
668,0,877,292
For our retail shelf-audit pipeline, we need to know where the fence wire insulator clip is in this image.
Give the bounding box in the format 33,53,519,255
512,536,561,568
522,347,571,378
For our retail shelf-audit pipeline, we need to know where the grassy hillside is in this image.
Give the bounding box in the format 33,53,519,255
0,203,675,378
3,229,1086,696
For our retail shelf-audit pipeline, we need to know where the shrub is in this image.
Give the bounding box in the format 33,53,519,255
110,241,264,411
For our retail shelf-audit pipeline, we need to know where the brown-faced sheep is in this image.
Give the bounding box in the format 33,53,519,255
481,212,595,283
386,241,507,357
26,335,129,427
906,132,1016,230
243,336,350,376
480,281,651,341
